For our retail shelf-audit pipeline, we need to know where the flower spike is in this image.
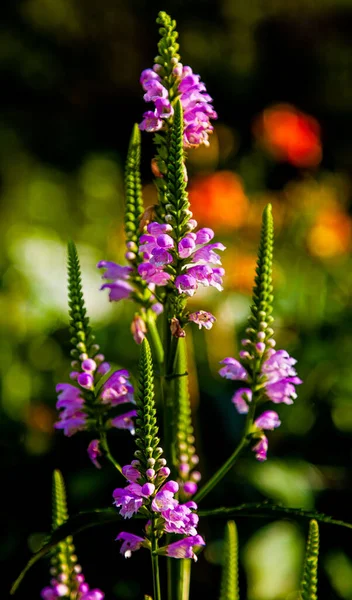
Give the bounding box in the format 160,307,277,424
124,124,144,261
219,521,240,600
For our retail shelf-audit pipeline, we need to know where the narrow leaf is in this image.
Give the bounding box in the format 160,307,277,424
10,509,125,594
198,503,352,530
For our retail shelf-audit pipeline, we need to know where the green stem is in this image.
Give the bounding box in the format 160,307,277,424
151,520,161,600
146,310,164,373
99,430,122,473
178,559,191,600
193,437,249,504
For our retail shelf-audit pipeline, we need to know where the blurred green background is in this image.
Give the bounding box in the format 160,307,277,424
2,0,352,598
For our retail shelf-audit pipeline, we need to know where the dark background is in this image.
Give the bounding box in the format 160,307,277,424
2,0,352,598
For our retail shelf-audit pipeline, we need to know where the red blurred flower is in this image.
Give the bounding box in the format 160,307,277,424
254,104,322,168
188,171,249,231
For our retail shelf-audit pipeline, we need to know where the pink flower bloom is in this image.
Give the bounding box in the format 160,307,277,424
131,315,147,345
188,311,216,330
178,236,196,258
183,481,198,495
110,410,137,434
113,485,144,518
151,481,179,512
147,222,172,236
100,370,134,406
175,274,198,296
116,532,147,558
255,410,281,430
162,504,199,536
77,372,94,389
192,242,226,265
87,439,102,469
164,534,206,561
219,358,248,381
252,436,268,461
231,388,252,414
195,228,214,244
97,261,132,280
139,110,163,132
100,281,134,302
122,464,141,483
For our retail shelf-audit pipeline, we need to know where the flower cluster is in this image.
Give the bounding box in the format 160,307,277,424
114,456,205,561
41,564,104,600
138,221,225,300
97,261,163,311
55,348,136,465
219,348,302,460
139,64,217,148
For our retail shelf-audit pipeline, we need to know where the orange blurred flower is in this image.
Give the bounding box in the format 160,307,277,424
188,171,249,230
223,251,257,294
307,208,352,258
254,104,322,168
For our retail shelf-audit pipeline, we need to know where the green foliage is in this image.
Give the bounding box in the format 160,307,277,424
67,240,94,358
248,204,274,335
134,338,161,473
219,521,240,600
165,100,189,240
300,520,319,600
124,124,143,248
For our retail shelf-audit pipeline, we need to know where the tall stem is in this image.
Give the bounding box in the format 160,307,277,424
151,518,162,600
193,437,249,504
146,310,164,373
99,429,122,473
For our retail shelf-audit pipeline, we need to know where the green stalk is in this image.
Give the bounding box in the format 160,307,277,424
146,310,164,374
151,518,162,600
193,437,249,504
99,429,122,473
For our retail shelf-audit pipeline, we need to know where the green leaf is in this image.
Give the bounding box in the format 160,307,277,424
124,123,143,246
219,521,240,600
10,509,126,595
198,503,352,530
300,520,319,600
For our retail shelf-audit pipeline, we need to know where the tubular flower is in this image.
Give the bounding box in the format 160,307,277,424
219,348,302,461
139,65,217,148
161,535,206,561
113,455,205,560
138,222,225,296
188,310,216,330
55,349,136,455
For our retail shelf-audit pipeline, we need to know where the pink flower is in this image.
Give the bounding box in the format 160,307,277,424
188,311,216,330
219,358,248,381
87,439,102,469
231,388,252,414
163,535,206,561
116,532,147,558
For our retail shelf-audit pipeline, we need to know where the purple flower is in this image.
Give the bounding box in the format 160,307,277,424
195,228,214,244
110,410,137,434
140,68,160,87
55,384,87,436
77,372,94,389
188,311,216,330
178,236,196,258
131,315,147,345
232,388,252,414
163,535,206,561
116,532,147,558
139,110,163,132
80,590,105,600
113,485,144,518
183,481,198,495
151,481,179,512
122,463,141,483
252,436,268,462
143,80,168,102
137,262,171,285
100,370,134,406
100,281,134,302
219,358,249,381
162,504,199,536
147,222,172,236
87,439,102,469
97,261,132,280
192,242,226,265
155,97,174,117
150,248,174,267
175,274,198,296
255,410,281,430
262,350,302,404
